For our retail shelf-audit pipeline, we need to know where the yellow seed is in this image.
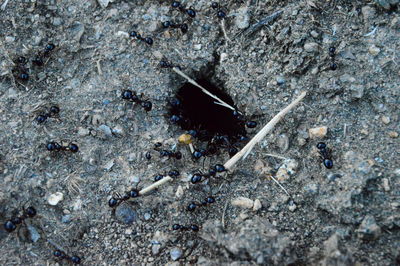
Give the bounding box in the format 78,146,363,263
178,134,192,144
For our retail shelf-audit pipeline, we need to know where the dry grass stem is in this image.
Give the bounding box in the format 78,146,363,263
269,175,291,198
139,176,173,195
224,91,307,170
172,67,237,112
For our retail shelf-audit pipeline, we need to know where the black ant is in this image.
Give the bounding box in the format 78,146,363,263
32,43,56,66
187,196,216,211
121,89,152,112
171,1,196,18
12,56,30,81
316,142,333,169
108,188,140,208
129,31,154,46
46,141,79,153
190,164,226,184
53,250,81,264
172,223,199,232
211,2,227,18
3,206,37,233
162,21,189,33
328,46,337,71
153,143,182,160
35,105,60,124
153,170,180,182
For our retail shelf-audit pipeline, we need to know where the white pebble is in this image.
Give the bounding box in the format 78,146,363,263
231,197,254,209
48,192,64,206
308,126,328,138
253,199,262,211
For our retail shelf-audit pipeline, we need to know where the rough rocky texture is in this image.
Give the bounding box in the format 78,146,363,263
0,0,399,265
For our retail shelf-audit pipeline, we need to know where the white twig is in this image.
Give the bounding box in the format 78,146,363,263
220,20,231,42
138,92,306,195
172,67,237,112
270,175,291,197
364,26,378,37
139,176,173,195
1,0,10,11
224,91,307,170
265,153,288,160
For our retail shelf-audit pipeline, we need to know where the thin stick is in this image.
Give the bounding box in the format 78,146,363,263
1,0,10,10
270,175,291,198
138,92,306,195
220,20,231,42
139,176,173,195
172,67,237,112
224,91,307,170
188,143,195,154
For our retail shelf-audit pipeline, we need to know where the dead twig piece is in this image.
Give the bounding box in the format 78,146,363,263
224,91,307,171
220,20,231,42
1,0,10,11
138,92,307,195
172,67,237,112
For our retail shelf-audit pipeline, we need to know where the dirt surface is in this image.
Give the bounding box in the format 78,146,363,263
0,0,399,265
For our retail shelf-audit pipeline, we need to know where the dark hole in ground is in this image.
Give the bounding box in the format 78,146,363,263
168,78,247,141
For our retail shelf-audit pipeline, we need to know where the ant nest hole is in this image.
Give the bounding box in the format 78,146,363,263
167,75,255,156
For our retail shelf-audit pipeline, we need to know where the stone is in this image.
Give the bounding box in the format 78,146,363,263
112,125,124,135
77,127,90,137
309,126,328,138
389,131,398,138
381,116,390,124
253,199,262,211
27,225,40,242
275,159,299,181
276,134,289,152
98,124,112,137
231,197,254,209
61,215,72,223
115,204,136,224
368,45,381,56
304,42,319,53
356,215,381,240
152,244,161,255
235,7,250,29
97,0,112,8
170,248,182,261
348,84,364,99
47,192,64,206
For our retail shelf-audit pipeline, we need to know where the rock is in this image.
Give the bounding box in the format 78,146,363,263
97,0,113,8
356,215,381,240
276,134,289,152
309,126,328,139
231,197,254,209
276,76,286,86
115,204,136,224
77,127,90,137
275,159,298,181
112,125,124,136
170,247,182,261
144,213,151,220
381,116,390,124
235,7,250,29
382,178,390,191
27,225,40,242
348,84,364,99
48,192,64,206
253,199,262,211
175,185,184,199
152,244,161,255
288,201,297,212
368,45,381,56
304,42,319,53
98,124,112,137
389,131,398,138
103,159,115,171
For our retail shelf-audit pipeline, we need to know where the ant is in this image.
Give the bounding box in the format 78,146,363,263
3,206,37,233
46,141,79,153
129,31,153,46
162,21,189,33
190,164,226,184
108,188,140,208
53,250,81,264
211,2,227,18
316,142,333,169
328,46,338,71
172,223,199,232
32,43,56,66
187,196,216,211
171,1,196,18
35,105,60,124
154,170,180,182
121,89,152,112
153,143,182,160
12,56,30,81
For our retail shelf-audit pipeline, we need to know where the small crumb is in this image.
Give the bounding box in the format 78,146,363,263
381,116,390,124
388,131,398,138
47,192,64,206
309,126,328,139
253,199,262,211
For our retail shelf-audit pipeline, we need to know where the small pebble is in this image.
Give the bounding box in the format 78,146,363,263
231,197,254,209
276,76,286,86
115,204,137,224
235,6,250,29
98,124,112,137
77,127,90,137
381,116,390,124
170,247,182,261
152,244,161,255
253,199,262,211
356,215,381,240
389,131,398,138
27,224,40,242
175,185,184,199
382,178,390,191
61,215,72,223
368,45,381,56
48,192,64,206
304,42,319,53
308,126,328,139
112,125,124,135
144,213,151,220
